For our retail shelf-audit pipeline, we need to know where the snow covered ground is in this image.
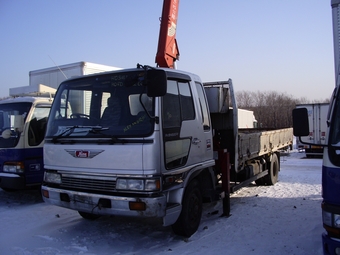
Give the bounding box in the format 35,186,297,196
0,151,324,255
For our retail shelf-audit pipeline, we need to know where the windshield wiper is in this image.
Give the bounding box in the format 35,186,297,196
88,126,109,133
52,126,109,142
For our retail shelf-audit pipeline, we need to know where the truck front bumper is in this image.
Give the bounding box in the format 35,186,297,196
322,232,340,255
0,173,25,190
41,185,167,218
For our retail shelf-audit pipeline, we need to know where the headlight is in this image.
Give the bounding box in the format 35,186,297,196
116,178,160,191
145,179,160,191
323,211,332,227
334,214,340,228
322,210,340,229
44,171,62,184
116,179,144,191
3,162,25,173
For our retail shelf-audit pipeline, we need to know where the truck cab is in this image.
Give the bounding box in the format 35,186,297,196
0,95,53,190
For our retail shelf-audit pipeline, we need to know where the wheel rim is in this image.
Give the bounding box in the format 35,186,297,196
273,161,278,177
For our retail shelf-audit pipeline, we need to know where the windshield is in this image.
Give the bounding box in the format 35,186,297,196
0,102,31,148
46,70,155,139
328,87,340,166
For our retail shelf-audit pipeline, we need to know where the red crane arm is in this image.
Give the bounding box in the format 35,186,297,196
155,0,180,68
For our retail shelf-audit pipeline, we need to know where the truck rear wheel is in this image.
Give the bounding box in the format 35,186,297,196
255,177,265,186
78,211,100,220
264,153,279,185
171,179,202,237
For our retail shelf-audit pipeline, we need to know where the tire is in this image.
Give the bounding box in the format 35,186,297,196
78,211,100,220
264,153,279,185
255,177,265,186
172,179,202,237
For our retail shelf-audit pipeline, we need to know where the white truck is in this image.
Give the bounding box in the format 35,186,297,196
0,62,119,191
41,67,293,237
295,103,329,157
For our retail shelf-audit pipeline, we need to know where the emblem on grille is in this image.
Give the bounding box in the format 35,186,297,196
65,149,104,158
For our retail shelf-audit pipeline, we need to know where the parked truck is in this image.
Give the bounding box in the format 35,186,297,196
0,62,119,191
40,68,292,236
40,0,293,237
0,84,55,191
293,1,340,254
295,103,329,158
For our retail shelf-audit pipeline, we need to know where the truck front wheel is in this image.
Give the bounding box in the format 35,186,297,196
265,153,279,185
171,179,202,237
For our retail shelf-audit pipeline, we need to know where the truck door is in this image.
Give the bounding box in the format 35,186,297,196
26,104,51,184
161,80,212,170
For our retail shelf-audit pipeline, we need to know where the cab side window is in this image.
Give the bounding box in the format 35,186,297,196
196,83,210,131
162,80,195,169
179,81,195,121
28,106,51,146
163,80,181,128
162,80,195,128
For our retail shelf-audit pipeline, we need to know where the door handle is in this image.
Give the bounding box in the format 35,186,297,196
192,138,201,145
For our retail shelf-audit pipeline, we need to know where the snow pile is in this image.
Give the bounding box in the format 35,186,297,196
0,151,324,255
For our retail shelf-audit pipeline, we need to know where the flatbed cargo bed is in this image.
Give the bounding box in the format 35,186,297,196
238,127,293,162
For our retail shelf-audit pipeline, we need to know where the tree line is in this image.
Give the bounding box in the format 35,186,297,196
235,90,330,129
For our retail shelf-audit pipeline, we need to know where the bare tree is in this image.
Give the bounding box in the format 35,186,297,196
235,90,328,129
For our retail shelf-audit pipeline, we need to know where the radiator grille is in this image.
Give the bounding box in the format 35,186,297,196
61,175,116,192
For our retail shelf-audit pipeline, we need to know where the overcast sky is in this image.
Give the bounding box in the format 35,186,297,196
0,1,335,101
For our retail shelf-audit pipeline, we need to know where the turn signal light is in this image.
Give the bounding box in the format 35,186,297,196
129,201,146,211
42,189,49,198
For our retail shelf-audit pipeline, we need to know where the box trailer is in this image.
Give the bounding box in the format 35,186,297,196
295,103,329,157
29,61,120,89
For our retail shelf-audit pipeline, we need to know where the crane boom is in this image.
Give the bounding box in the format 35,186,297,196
155,0,180,68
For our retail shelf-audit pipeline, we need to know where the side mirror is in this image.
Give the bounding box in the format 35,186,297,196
292,108,310,136
146,69,167,97
14,115,24,133
1,129,11,139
